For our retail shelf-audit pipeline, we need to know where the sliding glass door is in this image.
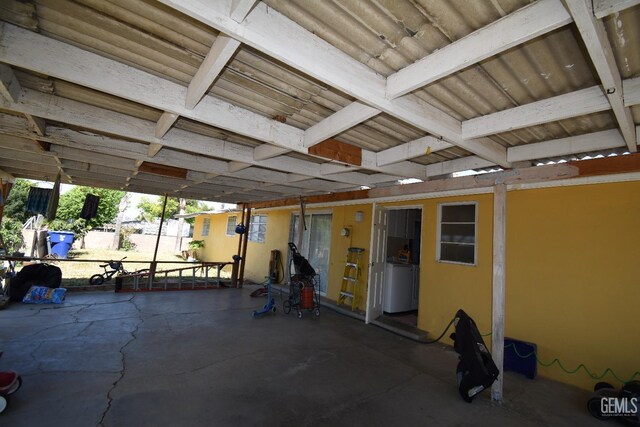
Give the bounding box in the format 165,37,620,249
290,213,332,295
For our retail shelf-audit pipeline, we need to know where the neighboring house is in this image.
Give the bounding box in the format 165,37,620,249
192,175,639,392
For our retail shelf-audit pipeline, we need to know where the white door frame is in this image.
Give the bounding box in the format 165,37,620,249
366,203,388,323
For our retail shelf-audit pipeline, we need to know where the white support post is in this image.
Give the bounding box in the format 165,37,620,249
491,184,507,402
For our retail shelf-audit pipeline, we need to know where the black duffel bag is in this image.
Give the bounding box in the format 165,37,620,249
9,264,62,302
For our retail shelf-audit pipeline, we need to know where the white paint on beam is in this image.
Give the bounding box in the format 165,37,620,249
426,156,496,177
303,101,380,148
230,0,258,23
227,161,252,173
186,34,241,109
147,143,164,157
253,144,291,161
154,1,509,166
155,111,179,138
462,86,610,139
491,183,507,402
386,0,572,98
376,136,453,166
593,0,640,18
0,23,305,153
624,77,640,107
507,129,625,162
565,0,637,152
0,63,20,103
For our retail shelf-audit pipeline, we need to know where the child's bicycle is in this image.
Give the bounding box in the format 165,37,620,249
89,257,128,286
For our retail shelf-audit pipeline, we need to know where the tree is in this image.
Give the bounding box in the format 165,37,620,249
2,179,34,224
137,196,207,224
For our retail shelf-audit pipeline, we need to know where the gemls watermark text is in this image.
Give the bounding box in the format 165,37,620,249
601,397,639,417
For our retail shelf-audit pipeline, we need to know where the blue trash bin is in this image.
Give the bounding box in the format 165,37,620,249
48,231,75,259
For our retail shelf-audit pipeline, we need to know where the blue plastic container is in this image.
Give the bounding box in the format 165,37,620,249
48,231,75,259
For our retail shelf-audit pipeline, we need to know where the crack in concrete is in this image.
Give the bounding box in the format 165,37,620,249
97,295,143,427
173,349,266,376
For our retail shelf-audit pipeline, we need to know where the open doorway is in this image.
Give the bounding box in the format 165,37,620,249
367,205,422,328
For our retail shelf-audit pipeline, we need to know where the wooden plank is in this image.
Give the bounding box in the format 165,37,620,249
565,0,637,152
507,129,625,162
24,114,46,136
376,136,453,166
155,1,510,167
593,0,640,18
138,161,188,179
426,156,495,177
624,77,640,107
386,0,572,98
227,161,251,173
154,111,178,138
308,139,362,166
303,101,380,148
568,153,640,176
0,63,20,103
491,183,507,402
462,86,610,139
253,144,290,161
230,0,258,22
186,34,241,109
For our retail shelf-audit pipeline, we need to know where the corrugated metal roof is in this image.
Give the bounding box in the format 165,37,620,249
0,0,638,204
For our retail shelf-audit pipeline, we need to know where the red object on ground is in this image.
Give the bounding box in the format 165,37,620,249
301,286,314,309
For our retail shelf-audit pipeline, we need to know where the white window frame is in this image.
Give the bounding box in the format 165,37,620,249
248,214,267,243
436,202,477,266
201,217,211,237
226,216,237,236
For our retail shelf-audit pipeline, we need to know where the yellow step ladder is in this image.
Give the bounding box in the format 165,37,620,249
338,247,365,311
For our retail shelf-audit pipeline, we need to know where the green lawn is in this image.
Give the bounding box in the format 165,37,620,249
47,248,230,287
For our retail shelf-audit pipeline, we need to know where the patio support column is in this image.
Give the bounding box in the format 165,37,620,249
231,204,245,288
491,183,507,402
238,206,251,287
149,193,169,288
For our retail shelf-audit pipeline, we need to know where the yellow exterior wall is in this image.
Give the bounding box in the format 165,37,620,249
195,180,639,390
325,204,372,309
506,181,640,390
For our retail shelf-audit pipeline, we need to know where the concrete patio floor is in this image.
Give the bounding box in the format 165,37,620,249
0,288,602,426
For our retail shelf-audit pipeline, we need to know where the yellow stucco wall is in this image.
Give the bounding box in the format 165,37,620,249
194,180,639,390
506,181,640,390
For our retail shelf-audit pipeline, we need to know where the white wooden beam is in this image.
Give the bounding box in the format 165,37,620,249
303,102,380,148
253,144,290,161
186,34,241,109
0,63,20,103
154,1,510,167
462,86,610,139
147,143,164,157
230,0,258,23
376,136,453,166
593,0,640,18
565,0,637,152
24,114,46,136
155,111,179,139
624,77,640,107
287,174,312,183
507,129,625,162
386,0,572,98
227,161,252,173
491,183,507,402
320,162,357,176
426,156,496,177
0,23,305,153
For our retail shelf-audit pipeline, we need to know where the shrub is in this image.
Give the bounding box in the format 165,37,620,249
119,226,137,251
0,218,24,254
